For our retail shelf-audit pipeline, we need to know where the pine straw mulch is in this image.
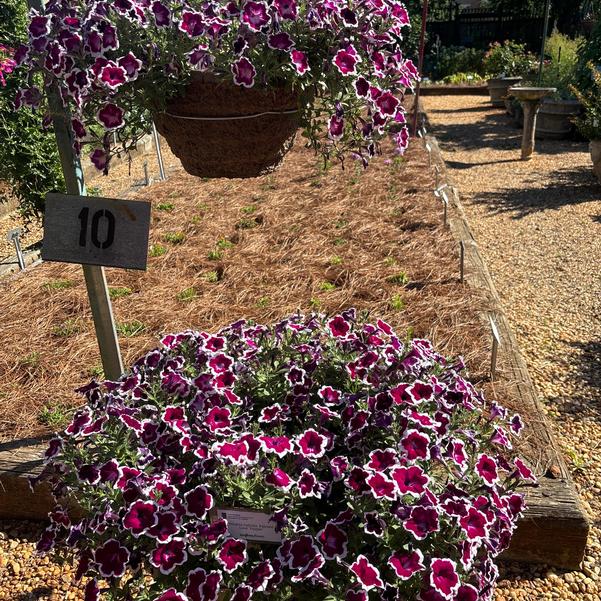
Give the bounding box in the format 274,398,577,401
0,135,541,463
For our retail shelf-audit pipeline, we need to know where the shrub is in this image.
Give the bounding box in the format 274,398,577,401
572,63,601,140
482,41,537,78
0,0,63,220
537,30,583,99
35,311,534,601
427,46,486,81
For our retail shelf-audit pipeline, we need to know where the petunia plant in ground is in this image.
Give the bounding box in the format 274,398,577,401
13,0,419,173
35,311,535,601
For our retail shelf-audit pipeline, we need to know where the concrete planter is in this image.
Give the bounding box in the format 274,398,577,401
487,77,522,107
590,140,601,183
535,98,582,140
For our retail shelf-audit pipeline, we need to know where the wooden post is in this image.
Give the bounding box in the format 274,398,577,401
29,0,123,380
412,0,430,137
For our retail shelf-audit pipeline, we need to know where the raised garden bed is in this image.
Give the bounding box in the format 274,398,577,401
0,121,588,569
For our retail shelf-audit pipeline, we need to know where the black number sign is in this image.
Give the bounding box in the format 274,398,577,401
43,193,151,270
78,207,116,249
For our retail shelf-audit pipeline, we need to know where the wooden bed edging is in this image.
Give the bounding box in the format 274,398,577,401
424,131,589,570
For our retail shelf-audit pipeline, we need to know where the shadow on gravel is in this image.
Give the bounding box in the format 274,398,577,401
547,339,601,424
431,109,588,157
446,158,520,169
16,587,53,600
569,339,601,396
428,104,490,114
471,166,601,218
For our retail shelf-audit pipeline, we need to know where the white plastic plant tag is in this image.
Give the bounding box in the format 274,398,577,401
215,507,282,543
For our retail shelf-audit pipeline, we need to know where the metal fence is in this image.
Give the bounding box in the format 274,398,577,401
428,6,546,51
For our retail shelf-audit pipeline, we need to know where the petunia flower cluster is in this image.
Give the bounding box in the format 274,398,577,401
35,311,535,601
14,0,418,173
0,44,16,87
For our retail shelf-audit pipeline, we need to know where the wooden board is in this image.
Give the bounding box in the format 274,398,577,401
424,131,589,570
42,193,151,271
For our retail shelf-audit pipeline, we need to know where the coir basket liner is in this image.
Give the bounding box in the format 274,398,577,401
153,73,300,179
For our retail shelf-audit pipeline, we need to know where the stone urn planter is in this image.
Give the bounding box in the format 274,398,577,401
487,77,522,107
590,140,601,183
535,98,582,140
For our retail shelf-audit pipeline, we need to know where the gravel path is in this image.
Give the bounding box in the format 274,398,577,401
424,95,601,601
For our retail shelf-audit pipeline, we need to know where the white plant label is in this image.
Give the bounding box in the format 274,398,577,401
215,507,282,543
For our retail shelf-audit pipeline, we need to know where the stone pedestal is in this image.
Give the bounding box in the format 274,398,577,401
520,100,541,161
509,87,556,161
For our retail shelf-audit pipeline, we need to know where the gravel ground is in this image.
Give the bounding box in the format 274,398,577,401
424,95,601,600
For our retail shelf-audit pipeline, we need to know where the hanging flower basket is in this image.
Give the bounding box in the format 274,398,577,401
13,0,419,180
153,73,300,178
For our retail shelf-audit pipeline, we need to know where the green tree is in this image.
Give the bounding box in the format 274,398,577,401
0,0,63,220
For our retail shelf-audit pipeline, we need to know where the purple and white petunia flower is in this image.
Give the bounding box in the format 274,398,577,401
288,535,320,570
268,32,294,51
99,63,127,90
123,500,158,536
231,57,255,88
363,512,385,537
374,91,399,116
151,1,171,27
475,453,499,486
206,406,232,432
318,386,342,405
154,589,187,601
242,1,270,31
350,555,384,590
150,538,188,575
317,522,348,559
333,46,361,76
455,584,479,601
513,457,536,483
392,465,429,496
259,435,292,456
118,52,142,80
274,0,297,19
366,472,396,500
247,560,275,591
266,468,294,491
328,115,344,140
400,429,431,461
459,507,490,541
296,428,327,459
179,11,205,37
218,538,248,573
94,539,130,578
429,558,460,600
213,439,251,464
403,506,439,540
388,548,425,580
186,568,222,601
297,468,320,498
290,50,309,75
97,103,125,130
367,448,397,471
184,485,213,518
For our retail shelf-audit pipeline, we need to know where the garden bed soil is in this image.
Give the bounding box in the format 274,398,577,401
1,137,527,449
